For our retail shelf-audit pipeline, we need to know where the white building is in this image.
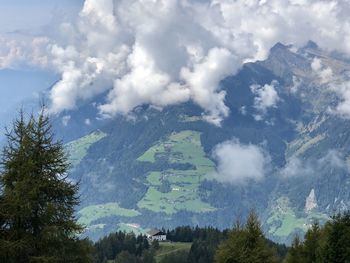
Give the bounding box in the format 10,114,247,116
146,229,167,242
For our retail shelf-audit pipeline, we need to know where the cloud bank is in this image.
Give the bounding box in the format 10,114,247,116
3,0,350,124
212,139,269,184
280,150,349,178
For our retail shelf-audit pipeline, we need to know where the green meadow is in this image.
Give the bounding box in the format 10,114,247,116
137,130,216,215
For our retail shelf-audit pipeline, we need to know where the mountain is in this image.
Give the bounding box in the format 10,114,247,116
20,42,350,243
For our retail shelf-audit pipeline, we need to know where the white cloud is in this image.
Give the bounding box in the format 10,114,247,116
61,115,71,126
280,156,314,178
4,0,350,124
240,106,247,115
311,58,334,84
327,79,350,118
85,118,91,125
251,80,280,120
319,149,348,170
280,150,349,178
309,58,350,118
0,36,49,69
212,139,269,184
98,43,190,117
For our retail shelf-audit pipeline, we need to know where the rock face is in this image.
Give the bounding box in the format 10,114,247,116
305,189,317,213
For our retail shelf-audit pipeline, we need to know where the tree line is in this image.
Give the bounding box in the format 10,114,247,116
0,110,349,262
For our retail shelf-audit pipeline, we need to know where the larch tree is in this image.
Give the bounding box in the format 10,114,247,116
0,110,93,263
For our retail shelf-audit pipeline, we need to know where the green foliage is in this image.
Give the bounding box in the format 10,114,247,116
94,231,152,263
323,212,350,263
283,236,304,263
151,240,160,250
142,250,156,263
283,212,350,263
215,211,278,263
303,222,323,262
94,225,286,263
158,250,188,263
0,110,94,262
155,242,191,262
114,251,139,263
188,240,218,263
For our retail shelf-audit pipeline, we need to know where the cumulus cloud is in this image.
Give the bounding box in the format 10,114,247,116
212,139,269,184
4,0,350,124
0,36,50,69
250,80,280,120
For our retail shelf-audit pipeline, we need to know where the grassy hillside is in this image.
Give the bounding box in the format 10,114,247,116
155,242,192,263
65,130,107,167
266,196,329,243
137,130,216,214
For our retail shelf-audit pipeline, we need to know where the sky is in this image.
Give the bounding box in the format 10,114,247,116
0,0,83,113
2,0,350,183
0,0,83,33
1,0,350,126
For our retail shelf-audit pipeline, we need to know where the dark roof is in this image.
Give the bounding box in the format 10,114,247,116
147,229,165,236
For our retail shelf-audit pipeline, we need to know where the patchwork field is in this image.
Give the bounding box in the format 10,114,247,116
65,130,107,167
137,130,216,214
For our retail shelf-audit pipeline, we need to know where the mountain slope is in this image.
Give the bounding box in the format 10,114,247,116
56,42,350,243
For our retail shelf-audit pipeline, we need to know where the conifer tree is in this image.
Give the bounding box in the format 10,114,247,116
303,222,322,263
215,210,277,263
323,212,350,263
283,236,305,263
0,110,93,263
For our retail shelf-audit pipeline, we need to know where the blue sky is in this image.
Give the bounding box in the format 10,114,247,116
1,0,350,128
0,0,83,121
0,69,57,108
0,0,83,33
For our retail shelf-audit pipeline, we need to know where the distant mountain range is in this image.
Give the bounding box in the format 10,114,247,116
5,42,350,244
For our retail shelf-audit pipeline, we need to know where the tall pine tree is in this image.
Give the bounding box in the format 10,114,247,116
0,110,93,263
215,210,277,263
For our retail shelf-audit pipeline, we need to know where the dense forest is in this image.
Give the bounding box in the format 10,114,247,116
92,211,350,263
93,216,288,263
0,111,350,262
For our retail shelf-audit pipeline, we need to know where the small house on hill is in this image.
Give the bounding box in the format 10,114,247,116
146,229,167,242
